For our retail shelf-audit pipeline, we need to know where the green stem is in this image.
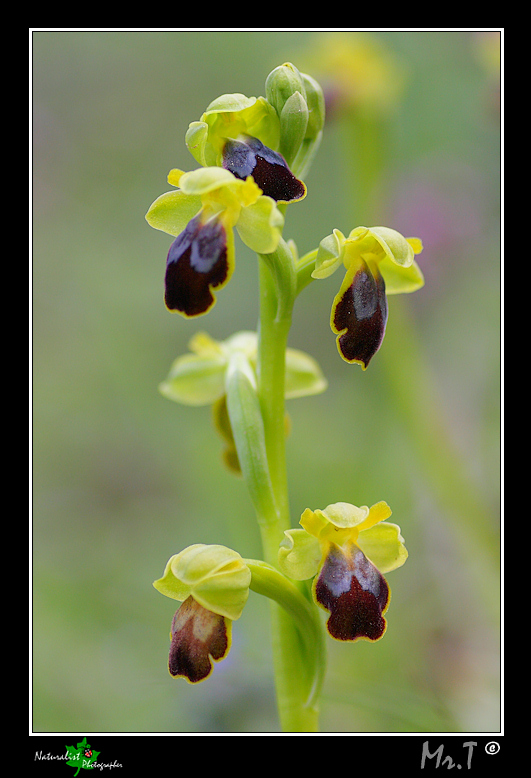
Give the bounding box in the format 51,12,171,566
254,242,321,732
256,255,292,534
245,559,326,711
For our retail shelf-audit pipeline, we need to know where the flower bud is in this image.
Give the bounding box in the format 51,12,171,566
290,72,326,178
266,63,312,167
279,90,309,166
265,62,307,117
301,73,325,140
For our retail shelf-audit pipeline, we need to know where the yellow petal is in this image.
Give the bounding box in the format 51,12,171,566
356,501,392,532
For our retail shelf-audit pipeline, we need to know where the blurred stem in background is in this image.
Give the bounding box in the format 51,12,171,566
381,299,499,576
338,106,390,227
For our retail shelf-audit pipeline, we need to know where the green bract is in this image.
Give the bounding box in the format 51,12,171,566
153,544,251,621
159,330,327,406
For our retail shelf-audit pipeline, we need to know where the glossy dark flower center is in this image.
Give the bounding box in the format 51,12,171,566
164,213,229,317
168,596,230,683
315,543,389,641
222,136,306,203
332,259,388,368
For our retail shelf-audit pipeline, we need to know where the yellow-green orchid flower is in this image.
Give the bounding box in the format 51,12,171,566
312,226,424,368
153,544,251,683
185,91,307,203
159,330,327,406
159,330,327,473
145,166,283,317
279,501,407,642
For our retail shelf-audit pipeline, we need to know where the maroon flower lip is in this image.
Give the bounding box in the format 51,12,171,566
168,596,230,683
314,543,390,642
164,213,229,317
222,136,306,203
332,259,388,369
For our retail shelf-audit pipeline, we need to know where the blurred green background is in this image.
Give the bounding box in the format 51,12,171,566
32,29,501,733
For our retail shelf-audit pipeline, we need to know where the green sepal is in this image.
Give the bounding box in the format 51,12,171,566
205,94,279,151
153,543,251,621
284,347,328,398
236,194,284,255
312,229,345,279
175,165,238,196
378,255,425,295
278,528,322,581
348,227,424,294
158,331,327,408
318,501,371,529
145,190,202,237
356,522,408,574
364,226,417,267
158,353,226,406
187,94,280,167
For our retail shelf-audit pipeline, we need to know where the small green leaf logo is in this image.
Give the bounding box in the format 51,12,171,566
65,737,100,776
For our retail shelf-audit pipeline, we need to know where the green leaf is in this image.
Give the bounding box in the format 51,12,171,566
224,352,278,525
